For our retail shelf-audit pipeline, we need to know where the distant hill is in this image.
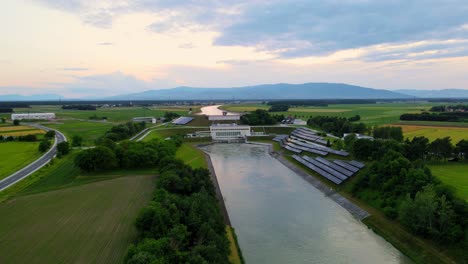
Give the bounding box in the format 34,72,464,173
106,83,411,100
396,89,468,98
0,93,63,101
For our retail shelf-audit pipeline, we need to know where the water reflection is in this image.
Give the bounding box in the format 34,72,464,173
203,143,411,264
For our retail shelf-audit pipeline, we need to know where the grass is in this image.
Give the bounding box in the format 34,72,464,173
390,124,468,142
142,127,209,141
0,175,155,264
0,141,41,180
42,120,113,146
175,143,207,169
226,226,244,264
429,162,468,201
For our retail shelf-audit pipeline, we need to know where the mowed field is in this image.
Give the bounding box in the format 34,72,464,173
392,124,468,142
175,143,207,169
43,120,113,146
0,141,41,180
429,163,468,201
221,103,433,125
0,175,155,264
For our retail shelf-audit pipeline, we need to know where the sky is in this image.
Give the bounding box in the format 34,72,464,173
1,0,468,98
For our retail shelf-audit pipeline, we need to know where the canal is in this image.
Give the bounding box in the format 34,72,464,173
202,143,411,264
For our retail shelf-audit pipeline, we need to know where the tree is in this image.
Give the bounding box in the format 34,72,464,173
75,146,118,172
13,119,20,126
429,137,453,160
38,140,51,152
404,136,429,161
1,117,5,123
57,141,70,156
44,130,56,139
343,133,357,151
455,139,468,159
72,135,83,147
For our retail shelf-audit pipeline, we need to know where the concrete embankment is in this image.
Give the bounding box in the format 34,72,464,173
247,141,370,221
203,152,232,226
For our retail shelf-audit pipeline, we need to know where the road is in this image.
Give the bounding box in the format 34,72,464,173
0,124,67,191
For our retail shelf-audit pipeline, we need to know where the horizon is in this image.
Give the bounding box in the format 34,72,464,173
1,1,468,97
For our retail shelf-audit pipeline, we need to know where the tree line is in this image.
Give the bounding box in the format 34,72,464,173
62,104,97,110
345,137,468,250
306,116,367,137
400,112,468,122
240,109,284,125
97,121,146,143
431,104,468,112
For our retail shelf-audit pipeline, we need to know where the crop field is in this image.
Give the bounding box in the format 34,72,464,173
0,125,45,137
429,163,468,201
0,175,155,264
42,120,113,146
12,105,196,123
391,125,468,142
0,141,41,180
175,143,207,169
222,103,433,126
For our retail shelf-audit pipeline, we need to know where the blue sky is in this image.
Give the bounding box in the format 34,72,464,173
1,0,467,97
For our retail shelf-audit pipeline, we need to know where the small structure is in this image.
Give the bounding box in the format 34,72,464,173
132,117,156,123
11,113,55,120
210,124,251,141
343,133,374,140
172,116,194,125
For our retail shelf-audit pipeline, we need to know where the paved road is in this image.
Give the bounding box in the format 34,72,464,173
0,124,67,191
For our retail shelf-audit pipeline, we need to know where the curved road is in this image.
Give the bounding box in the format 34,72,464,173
0,124,66,191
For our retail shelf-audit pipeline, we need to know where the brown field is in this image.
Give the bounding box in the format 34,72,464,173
0,126,37,132
0,130,46,137
389,124,468,142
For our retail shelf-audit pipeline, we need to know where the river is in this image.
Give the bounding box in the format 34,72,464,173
198,105,237,116
202,143,411,264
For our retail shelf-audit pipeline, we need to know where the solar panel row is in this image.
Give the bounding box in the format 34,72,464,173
302,156,348,181
333,160,359,173
315,157,354,177
348,160,365,169
285,145,302,153
289,138,349,157
292,155,342,184
287,143,328,156
297,127,318,134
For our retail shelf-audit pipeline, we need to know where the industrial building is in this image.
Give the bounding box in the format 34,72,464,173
132,117,156,123
11,113,55,120
210,124,251,141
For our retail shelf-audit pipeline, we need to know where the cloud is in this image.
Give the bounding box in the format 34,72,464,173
97,42,113,46
61,67,89,71
178,43,195,49
214,0,468,59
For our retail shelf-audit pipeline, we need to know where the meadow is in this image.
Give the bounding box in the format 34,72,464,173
42,120,113,146
0,175,154,264
394,125,468,142
175,143,207,169
429,163,468,201
0,141,41,180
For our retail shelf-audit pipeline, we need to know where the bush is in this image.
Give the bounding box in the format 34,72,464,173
44,130,56,139
57,141,70,156
13,119,20,126
72,135,83,147
38,140,51,152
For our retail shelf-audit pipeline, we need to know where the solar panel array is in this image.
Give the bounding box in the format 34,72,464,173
292,154,365,185
273,134,289,142
285,145,302,153
289,136,349,157
172,116,194,125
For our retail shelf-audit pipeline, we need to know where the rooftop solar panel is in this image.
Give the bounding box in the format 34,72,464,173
292,155,342,184
333,160,359,173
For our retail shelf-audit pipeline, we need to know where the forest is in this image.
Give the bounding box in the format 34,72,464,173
240,109,284,125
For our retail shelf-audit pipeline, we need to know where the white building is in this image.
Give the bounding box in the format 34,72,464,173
208,114,241,121
210,124,251,141
11,113,55,120
132,117,156,123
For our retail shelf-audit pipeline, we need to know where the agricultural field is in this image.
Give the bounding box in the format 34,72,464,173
392,124,468,142
221,103,435,126
0,141,41,180
429,163,468,201
0,125,45,137
0,175,155,264
11,105,197,123
42,120,113,146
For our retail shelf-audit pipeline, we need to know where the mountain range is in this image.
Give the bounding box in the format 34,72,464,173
1,83,468,101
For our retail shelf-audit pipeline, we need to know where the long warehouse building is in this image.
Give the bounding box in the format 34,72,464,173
11,113,55,120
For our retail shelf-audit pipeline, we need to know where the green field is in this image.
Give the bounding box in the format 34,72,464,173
222,103,437,126
429,163,468,201
12,105,196,123
175,143,207,169
0,141,41,180
42,120,113,146
393,124,468,142
0,175,154,264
